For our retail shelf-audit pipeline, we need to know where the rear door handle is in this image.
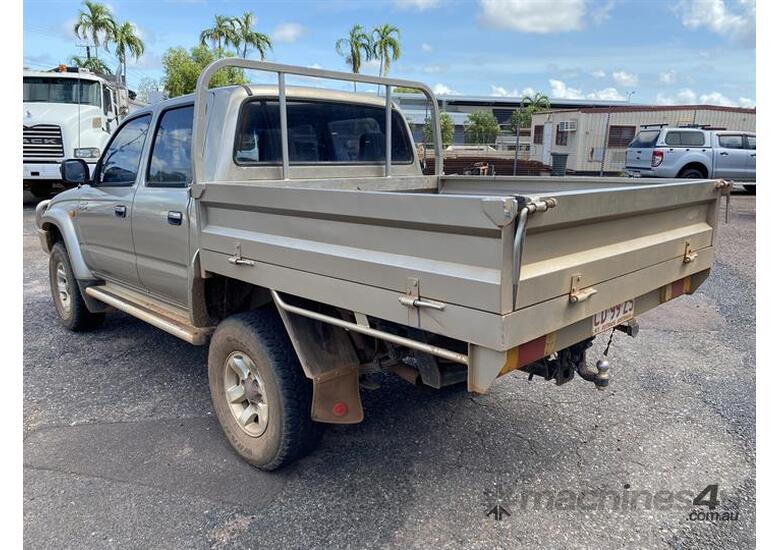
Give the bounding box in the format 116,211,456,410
720,152,729,155
167,211,183,225
114,205,127,218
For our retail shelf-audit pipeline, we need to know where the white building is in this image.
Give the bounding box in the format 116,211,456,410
529,105,756,174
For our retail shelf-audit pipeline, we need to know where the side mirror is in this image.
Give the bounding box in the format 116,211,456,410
60,159,90,186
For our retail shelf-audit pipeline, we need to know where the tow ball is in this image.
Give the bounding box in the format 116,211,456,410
576,320,638,390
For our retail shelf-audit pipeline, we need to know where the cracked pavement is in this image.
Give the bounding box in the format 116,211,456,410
23,192,755,549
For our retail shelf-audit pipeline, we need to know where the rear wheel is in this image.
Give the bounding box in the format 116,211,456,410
48,242,105,331
30,182,53,199
678,168,705,179
744,184,756,195
208,308,322,470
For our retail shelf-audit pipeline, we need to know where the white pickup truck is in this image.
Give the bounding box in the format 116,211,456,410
624,126,756,194
36,60,730,470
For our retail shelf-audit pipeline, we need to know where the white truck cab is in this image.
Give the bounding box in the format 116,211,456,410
23,66,129,198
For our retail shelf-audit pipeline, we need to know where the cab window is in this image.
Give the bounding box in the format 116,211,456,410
718,134,744,149
234,99,413,164
97,115,151,185
746,135,756,150
147,105,194,186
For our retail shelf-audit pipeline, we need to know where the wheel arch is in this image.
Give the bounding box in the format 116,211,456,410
38,205,93,280
677,161,709,178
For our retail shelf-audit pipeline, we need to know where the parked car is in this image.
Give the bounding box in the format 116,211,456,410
624,126,755,194
35,59,729,470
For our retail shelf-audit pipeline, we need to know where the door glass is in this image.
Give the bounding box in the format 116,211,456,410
718,135,744,149
147,105,193,186
98,115,151,185
746,135,756,150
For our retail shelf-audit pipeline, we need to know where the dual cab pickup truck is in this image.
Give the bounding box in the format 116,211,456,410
625,126,755,194
36,60,730,470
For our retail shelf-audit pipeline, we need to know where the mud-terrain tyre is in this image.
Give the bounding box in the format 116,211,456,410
208,308,322,470
49,242,105,331
744,184,756,195
678,167,705,179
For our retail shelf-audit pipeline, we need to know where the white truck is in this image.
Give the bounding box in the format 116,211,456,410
23,66,133,198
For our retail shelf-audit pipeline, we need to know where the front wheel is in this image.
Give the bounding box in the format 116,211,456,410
208,308,322,470
48,242,105,331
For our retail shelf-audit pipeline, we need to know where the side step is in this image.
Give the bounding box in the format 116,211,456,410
84,285,214,345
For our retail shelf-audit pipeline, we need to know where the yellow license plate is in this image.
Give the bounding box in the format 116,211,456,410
592,300,634,335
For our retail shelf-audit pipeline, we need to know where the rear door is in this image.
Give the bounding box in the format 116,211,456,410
745,134,756,179
714,133,748,178
77,114,152,286
132,104,193,307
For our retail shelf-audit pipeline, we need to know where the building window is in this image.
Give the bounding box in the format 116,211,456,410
555,127,568,146
533,125,544,144
607,125,636,147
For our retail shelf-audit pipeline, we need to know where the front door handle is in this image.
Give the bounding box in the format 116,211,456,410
167,211,183,225
114,205,127,218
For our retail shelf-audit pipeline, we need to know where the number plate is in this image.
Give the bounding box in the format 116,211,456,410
592,300,635,335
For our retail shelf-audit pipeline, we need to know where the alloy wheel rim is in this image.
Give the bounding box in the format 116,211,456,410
55,262,71,312
223,351,269,437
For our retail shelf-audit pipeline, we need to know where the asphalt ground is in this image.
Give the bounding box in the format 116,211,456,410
23,190,756,549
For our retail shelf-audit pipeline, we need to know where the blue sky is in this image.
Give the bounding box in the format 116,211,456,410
23,0,755,106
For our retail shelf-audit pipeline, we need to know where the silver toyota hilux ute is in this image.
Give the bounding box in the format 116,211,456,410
35,59,731,470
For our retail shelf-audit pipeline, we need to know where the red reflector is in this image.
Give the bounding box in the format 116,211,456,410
332,402,348,417
651,150,663,167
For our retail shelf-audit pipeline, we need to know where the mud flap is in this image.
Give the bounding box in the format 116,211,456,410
311,365,364,424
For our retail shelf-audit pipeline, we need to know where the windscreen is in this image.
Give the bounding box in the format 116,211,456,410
627,130,660,148
23,77,102,107
235,99,414,164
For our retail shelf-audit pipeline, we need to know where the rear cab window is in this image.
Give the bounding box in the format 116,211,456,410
718,134,744,149
147,104,194,187
234,99,413,165
627,130,660,148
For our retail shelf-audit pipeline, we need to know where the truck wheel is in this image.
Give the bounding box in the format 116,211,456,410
744,184,756,195
208,308,322,470
48,242,105,331
678,168,704,179
30,182,53,199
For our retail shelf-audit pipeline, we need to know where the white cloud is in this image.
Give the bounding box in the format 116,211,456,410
612,70,638,87
591,69,606,78
591,0,616,24
478,0,586,33
677,0,755,46
588,87,626,101
658,70,677,85
395,0,441,10
549,79,625,101
421,42,433,53
271,23,305,43
433,83,460,95
655,88,754,107
490,85,536,97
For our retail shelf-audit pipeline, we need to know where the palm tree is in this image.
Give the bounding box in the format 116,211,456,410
200,15,238,53
335,24,373,92
73,1,115,61
232,12,272,59
113,21,145,87
70,55,112,75
372,24,400,78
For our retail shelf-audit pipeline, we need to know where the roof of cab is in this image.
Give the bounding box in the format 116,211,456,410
142,84,398,116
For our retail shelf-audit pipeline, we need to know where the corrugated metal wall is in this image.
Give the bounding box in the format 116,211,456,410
531,108,756,173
